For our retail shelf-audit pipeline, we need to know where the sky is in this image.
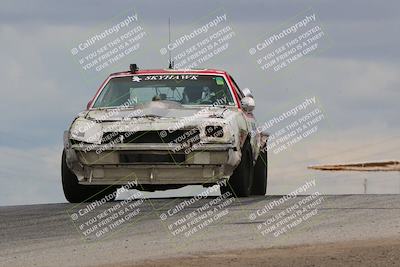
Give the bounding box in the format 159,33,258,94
0,0,399,205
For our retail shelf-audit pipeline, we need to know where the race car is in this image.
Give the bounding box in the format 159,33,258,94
62,64,268,203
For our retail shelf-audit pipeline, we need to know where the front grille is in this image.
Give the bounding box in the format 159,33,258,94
119,152,185,163
101,130,200,145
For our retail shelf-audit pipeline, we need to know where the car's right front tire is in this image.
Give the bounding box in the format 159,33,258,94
62,150,116,203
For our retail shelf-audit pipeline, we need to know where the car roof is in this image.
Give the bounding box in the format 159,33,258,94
109,68,228,77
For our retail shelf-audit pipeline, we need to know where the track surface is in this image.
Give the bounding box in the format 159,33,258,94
1,195,400,266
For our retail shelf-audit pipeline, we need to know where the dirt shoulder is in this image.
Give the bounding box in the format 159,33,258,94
308,160,400,171
110,238,400,267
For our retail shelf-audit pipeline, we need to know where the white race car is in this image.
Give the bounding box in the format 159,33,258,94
62,65,268,202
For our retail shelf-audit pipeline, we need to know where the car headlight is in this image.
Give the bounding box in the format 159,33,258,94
70,118,102,144
199,122,233,143
205,125,224,137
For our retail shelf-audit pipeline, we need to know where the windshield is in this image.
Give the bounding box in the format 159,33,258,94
92,74,235,108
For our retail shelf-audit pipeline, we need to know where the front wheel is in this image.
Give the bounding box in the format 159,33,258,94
251,149,268,196
62,150,116,203
221,140,254,197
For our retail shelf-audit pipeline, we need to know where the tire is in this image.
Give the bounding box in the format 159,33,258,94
251,149,268,196
62,150,116,203
221,140,254,197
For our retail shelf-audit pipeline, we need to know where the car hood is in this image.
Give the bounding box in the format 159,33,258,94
85,101,233,122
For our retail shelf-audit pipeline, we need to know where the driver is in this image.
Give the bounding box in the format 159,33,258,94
182,85,203,104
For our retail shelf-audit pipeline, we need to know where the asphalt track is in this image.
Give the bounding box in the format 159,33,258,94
1,195,400,266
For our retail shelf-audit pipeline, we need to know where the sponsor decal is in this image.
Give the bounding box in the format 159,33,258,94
215,76,224,85
132,76,142,82
131,75,198,82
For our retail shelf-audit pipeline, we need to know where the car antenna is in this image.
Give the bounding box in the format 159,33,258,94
168,17,174,69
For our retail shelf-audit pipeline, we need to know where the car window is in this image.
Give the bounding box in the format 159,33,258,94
229,75,245,99
93,75,236,108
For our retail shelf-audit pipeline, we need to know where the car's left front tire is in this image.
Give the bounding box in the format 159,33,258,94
221,139,254,197
251,149,268,196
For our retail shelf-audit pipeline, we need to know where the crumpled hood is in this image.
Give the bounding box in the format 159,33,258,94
70,101,240,145
85,101,232,122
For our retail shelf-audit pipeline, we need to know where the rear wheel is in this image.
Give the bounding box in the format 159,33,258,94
251,149,268,195
62,150,117,203
221,140,254,197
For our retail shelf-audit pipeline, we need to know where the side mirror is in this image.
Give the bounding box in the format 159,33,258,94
241,96,255,112
86,99,93,110
242,88,253,98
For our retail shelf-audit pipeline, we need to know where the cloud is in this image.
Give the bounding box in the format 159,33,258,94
0,145,64,205
0,0,399,204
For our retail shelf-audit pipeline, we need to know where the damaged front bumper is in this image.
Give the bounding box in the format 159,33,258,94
64,137,241,186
